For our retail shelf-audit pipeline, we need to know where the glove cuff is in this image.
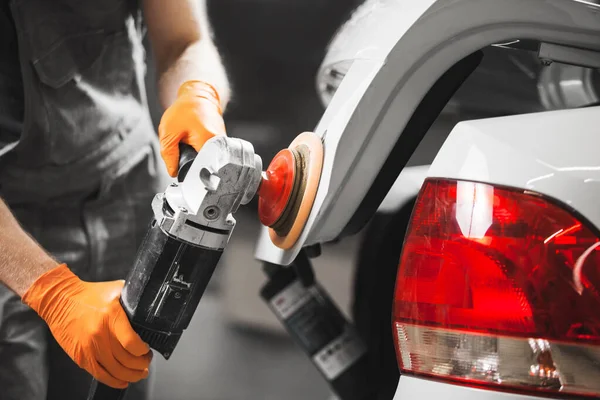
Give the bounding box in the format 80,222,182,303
177,80,223,114
22,263,80,319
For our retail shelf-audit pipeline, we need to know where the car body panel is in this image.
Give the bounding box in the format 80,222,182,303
254,0,600,266
318,0,547,116
393,376,545,400
427,106,600,231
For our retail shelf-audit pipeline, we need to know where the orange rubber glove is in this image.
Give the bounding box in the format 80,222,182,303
22,264,152,389
158,80,226,177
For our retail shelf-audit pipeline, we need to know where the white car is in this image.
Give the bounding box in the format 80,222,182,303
255,0,600,399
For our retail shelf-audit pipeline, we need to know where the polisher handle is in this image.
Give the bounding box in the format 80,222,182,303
86,143,196,400
177,143,198,181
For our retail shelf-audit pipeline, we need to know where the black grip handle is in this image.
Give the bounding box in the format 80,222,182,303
87,145,200,400
177,143,198,181
86,379,127,400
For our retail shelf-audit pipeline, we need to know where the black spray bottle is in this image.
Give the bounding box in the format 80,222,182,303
259,249,374,400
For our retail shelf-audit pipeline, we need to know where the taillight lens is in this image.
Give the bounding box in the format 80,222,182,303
393,178,600,397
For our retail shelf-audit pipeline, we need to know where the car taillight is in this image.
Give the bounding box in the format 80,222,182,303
393,178,600,398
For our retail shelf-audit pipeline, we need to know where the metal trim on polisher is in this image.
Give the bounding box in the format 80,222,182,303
268,132,324,250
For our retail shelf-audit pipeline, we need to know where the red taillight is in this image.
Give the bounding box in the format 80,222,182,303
393,178,600,397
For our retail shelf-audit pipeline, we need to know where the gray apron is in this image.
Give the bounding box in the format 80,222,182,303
0,1,172,399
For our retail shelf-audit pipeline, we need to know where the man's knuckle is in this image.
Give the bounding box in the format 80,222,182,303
89,323,104,340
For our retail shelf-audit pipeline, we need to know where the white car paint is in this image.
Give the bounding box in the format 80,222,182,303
427,106,600,232
393,375,544,400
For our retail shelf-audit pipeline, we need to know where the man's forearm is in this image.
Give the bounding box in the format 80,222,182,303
157,38,230,110
0,198,59,297
143,0,230,111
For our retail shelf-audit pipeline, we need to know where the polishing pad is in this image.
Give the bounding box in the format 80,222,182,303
257,131,324,250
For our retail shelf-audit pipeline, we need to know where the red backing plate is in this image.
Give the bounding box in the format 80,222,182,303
257,149,296,227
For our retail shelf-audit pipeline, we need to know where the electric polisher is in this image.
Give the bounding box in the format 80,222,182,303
87,131,324,400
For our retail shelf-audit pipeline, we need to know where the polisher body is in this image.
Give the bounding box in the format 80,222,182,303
87,138,263,400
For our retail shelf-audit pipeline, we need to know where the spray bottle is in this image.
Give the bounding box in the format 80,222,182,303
259,248,374,400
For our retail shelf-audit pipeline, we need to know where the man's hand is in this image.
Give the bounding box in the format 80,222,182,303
0,198,150,388
158,80,226,177
143,0,231,176
22,264,152,389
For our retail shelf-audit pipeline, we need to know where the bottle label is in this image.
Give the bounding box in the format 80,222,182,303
269,280,313,320
268,279,367,381
312,327,367,380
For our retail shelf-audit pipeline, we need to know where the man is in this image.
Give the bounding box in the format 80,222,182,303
0,0,229,399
